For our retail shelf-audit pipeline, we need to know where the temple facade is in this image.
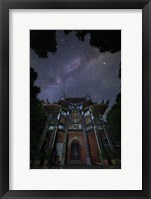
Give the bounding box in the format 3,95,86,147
33,95,116,168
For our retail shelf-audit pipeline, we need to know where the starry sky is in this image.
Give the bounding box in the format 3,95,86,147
30,30,121,111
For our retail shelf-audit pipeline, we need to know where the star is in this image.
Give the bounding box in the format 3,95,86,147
31,30,121,110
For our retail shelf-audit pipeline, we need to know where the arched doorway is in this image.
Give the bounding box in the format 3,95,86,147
71,142,80,160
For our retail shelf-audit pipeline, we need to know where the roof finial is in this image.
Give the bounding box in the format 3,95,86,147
46,98,50,104
101,99,104,104
105,99,110,106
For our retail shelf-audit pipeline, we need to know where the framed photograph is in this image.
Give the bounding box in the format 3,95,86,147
0,0,150,198
30,29,121,171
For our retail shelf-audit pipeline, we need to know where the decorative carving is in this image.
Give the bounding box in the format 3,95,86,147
82,117,92,165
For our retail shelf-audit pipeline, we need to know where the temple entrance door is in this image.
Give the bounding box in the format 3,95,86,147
71,142,80,160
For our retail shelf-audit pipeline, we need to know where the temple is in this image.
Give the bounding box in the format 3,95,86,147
32,95,117,168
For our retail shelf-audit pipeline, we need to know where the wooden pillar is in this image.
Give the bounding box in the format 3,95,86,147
51,126,58,149
100,115,114,152
60,118,68,166
46,109,62,166
37,115,52,152
82,117,92,165
89,110,104,164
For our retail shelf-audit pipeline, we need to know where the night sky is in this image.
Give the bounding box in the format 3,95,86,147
30,30,121,111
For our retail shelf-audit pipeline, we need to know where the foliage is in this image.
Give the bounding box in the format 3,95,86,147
101,148,108,159
65,30,121,53
106,149,115,160
30,30,121,58
106,93,121,142
44,148,52,160
30,67,40,100
114,146,121,160
30,30,57,58
30,67,47,159
30,147,38,160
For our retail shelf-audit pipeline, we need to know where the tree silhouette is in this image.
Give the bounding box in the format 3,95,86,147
107,93,121,142
30,68,47,160
106,63,121,160
30,30,121,58
30,30,57,58
64,30,121,53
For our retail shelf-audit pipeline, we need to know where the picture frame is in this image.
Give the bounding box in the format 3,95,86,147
0,0,150,198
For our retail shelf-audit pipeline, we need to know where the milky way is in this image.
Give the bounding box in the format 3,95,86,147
30,30,121,112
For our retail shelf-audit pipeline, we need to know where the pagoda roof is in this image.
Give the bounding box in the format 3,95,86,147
92,104,108,114
63,97,87,103
44,104,60,111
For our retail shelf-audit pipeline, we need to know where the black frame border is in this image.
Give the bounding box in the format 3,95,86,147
0,0,150,198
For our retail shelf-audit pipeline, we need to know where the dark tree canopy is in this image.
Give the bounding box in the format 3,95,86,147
30,67,40,100
106,62,121,145
64,30,121,53
30,30,121,58
106,92,121,160
30,30,57,58
106,61,121,143
118,62,121,79
30,67,47,159
107,93,121,142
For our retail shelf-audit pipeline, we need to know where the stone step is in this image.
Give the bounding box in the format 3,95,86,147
68,160,83,165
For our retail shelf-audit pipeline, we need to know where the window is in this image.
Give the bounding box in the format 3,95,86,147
70,109,80,123
68,124,83,130
60,116,66,124
48,125,54,130
58,125,65,131
85,116,91,125
84,110,90,116
61,111,67,116
86,124,93,131
97,125,102,130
